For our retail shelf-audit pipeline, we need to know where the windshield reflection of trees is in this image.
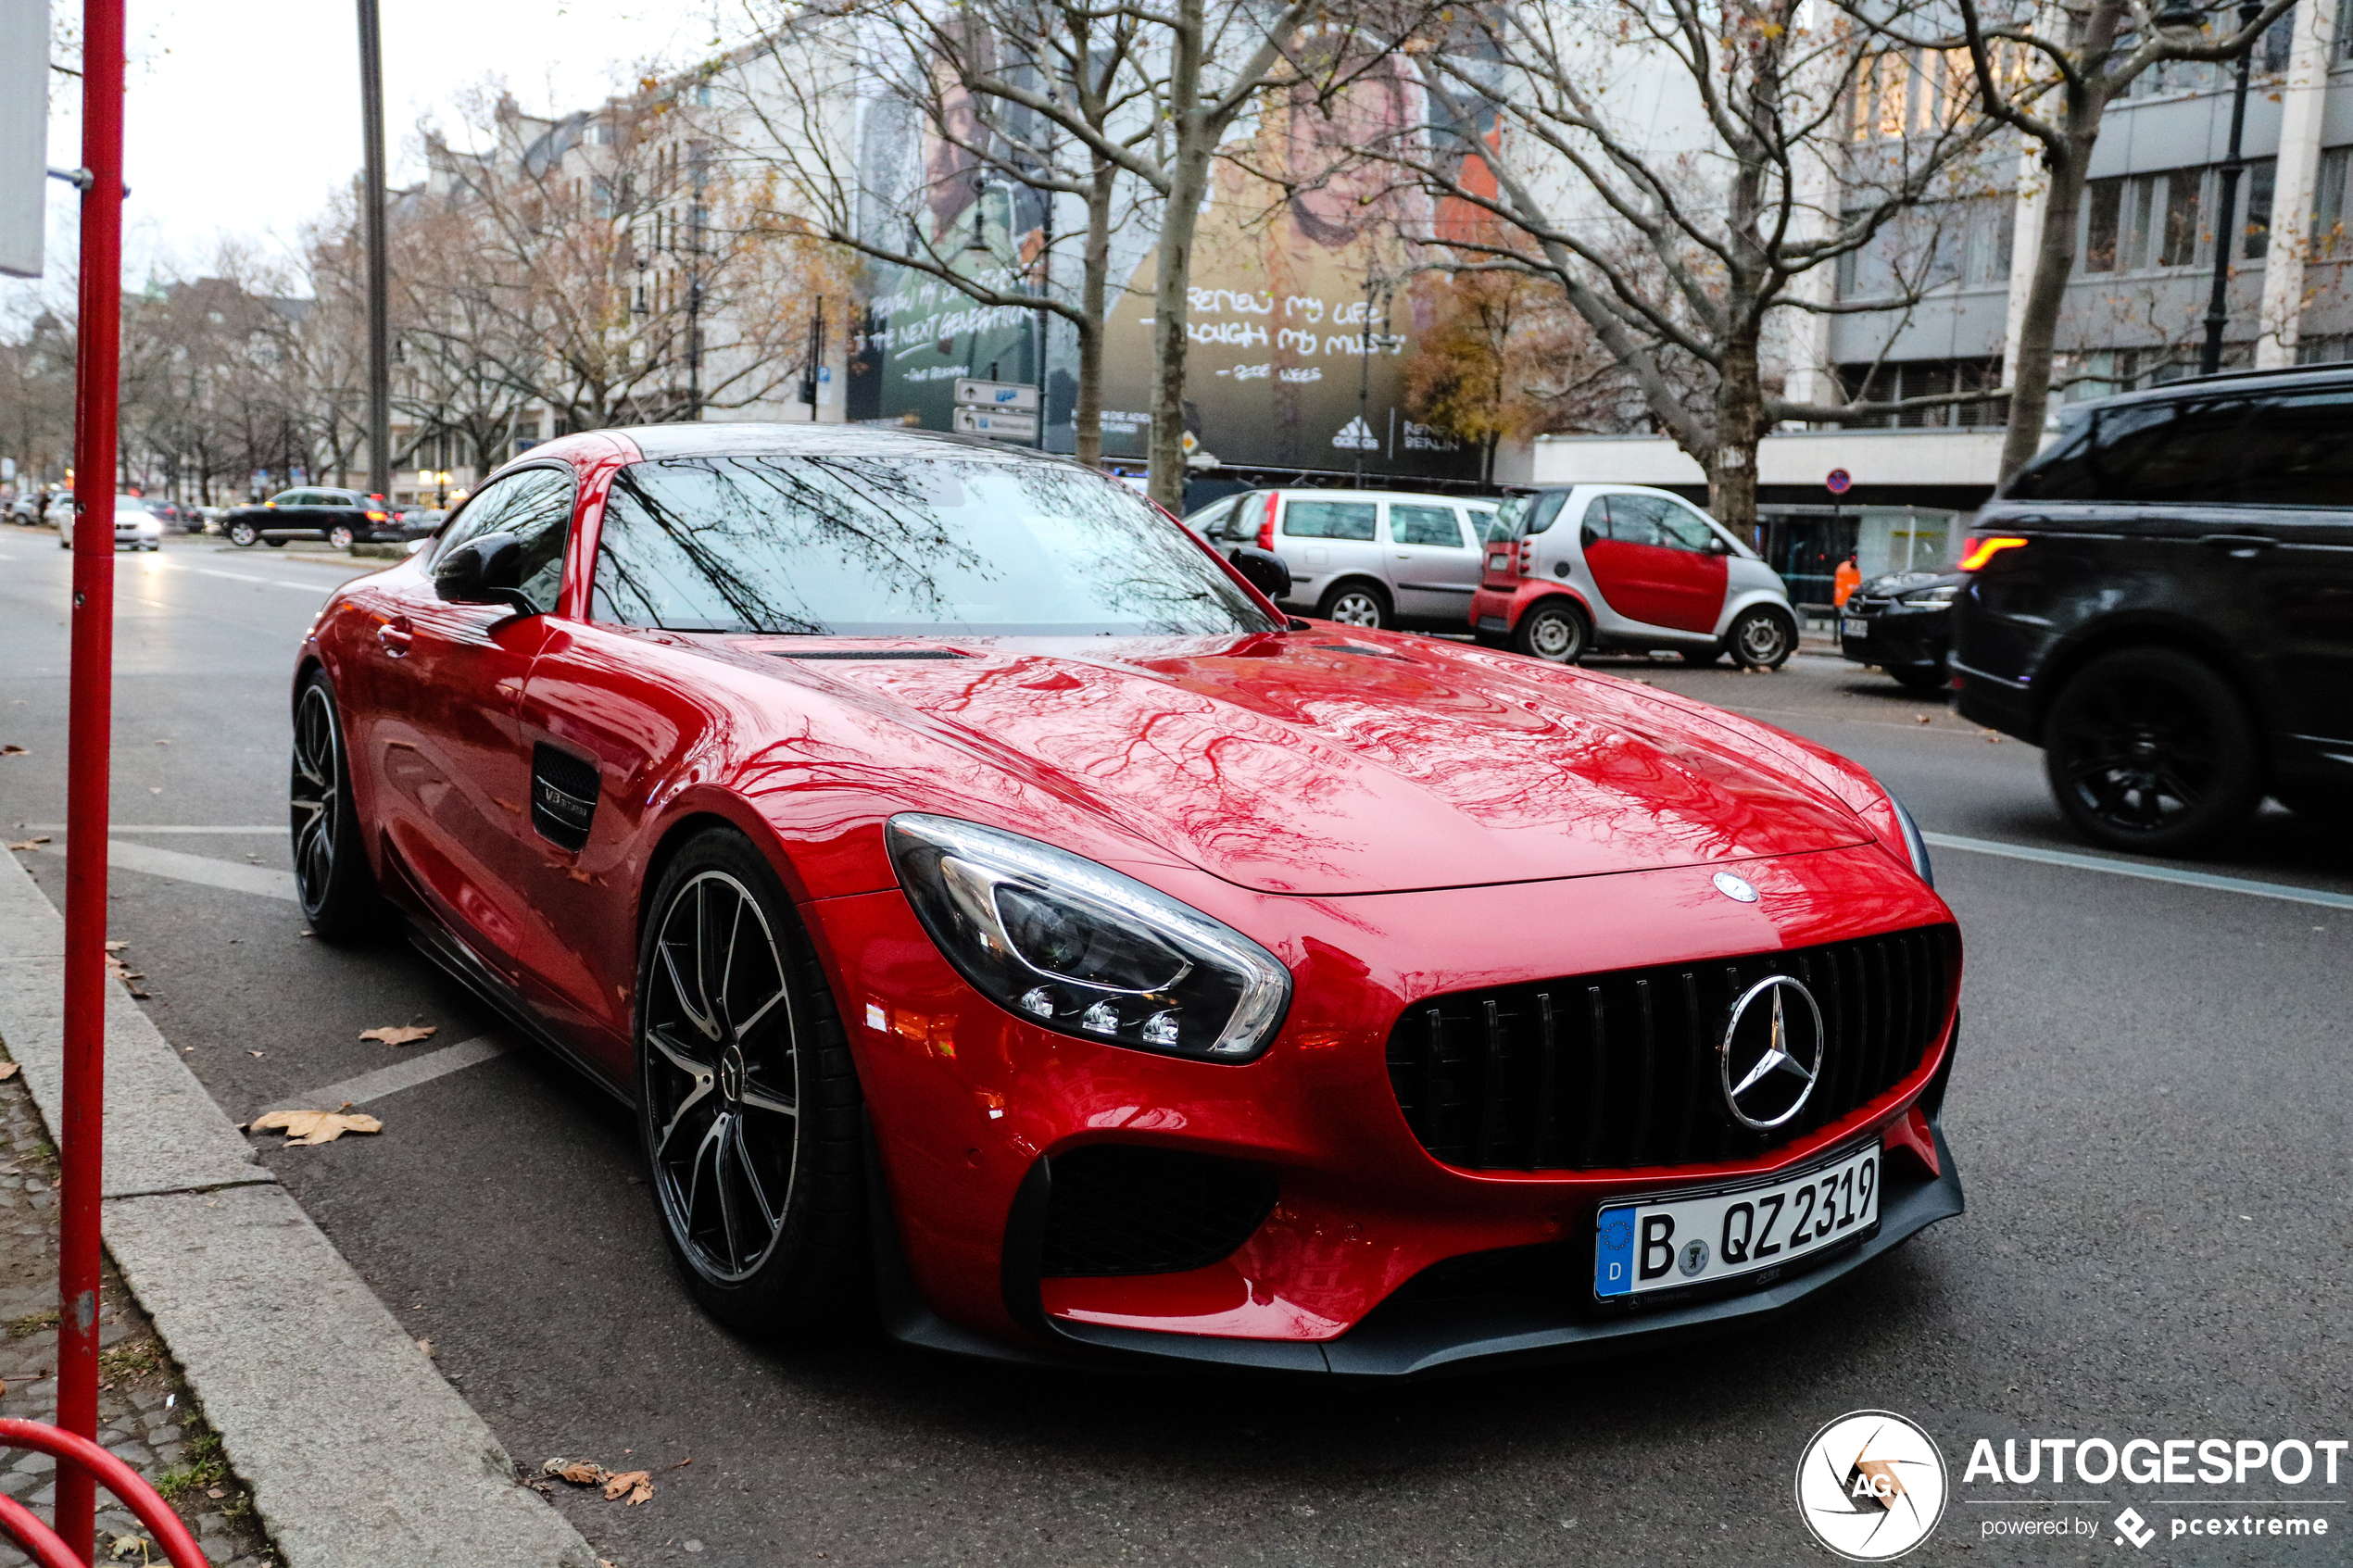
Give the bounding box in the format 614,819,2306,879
596,456,1263,635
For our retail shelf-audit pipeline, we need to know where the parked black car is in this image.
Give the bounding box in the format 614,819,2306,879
1953,365,2353,854
1840,570,1961,693
219,487,427,548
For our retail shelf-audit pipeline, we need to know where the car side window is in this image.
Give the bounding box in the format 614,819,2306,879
435,467,575,611
1651,499,1720,552
2233,391,2353,507
1188,495,1238,538
2086,397,2256,503
1390,504,1465,547
1467,507,1502,543
1281,499,1378,541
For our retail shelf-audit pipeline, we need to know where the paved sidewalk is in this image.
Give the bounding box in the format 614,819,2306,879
0,1059,273,1567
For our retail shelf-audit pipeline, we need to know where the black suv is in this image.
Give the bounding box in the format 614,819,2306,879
1953,366,2353,854
220,487,426,548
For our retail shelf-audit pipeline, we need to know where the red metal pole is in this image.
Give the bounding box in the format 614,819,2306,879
60,0,126,1556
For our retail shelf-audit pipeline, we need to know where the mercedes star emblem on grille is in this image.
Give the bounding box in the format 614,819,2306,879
1713,871,1758,902
1719,975,1825,1130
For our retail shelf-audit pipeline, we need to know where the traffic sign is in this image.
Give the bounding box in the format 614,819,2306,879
954,378,1039,412
1825,468,1853,495
953,406,1039,441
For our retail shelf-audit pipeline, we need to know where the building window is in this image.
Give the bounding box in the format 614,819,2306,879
2083,169,2209,271
2244,157,2276,259
2264,6,2296,71
1834,358,2007,428
2296,332,2352,362
2314,147,2350,256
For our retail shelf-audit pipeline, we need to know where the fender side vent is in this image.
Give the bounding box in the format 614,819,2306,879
1039,1147,1277,1277
530,744,599,851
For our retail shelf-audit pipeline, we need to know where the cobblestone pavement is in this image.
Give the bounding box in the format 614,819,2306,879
0,1047,275,1568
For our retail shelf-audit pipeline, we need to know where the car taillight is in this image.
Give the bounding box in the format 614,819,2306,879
1255,494,1277,551
1958,534,2028,571
365,510,388,521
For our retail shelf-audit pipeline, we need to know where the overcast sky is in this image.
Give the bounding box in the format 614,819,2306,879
8,0,727,309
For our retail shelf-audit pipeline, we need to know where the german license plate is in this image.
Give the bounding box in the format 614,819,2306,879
1594,1140,1880,1298
1842,616,1868,639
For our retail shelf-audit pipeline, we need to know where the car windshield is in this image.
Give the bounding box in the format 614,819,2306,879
591,453,1278,637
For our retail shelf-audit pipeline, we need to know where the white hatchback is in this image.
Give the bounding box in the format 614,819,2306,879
57,495,164,552
1182,488,1502,631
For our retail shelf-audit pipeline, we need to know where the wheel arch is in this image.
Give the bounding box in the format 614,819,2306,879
2028,614,2271,755
1316,574,1391,610
1712,584,1796,637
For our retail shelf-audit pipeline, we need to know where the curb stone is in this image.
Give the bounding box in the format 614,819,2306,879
0,850,598,1568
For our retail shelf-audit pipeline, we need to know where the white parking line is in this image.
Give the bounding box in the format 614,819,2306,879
1923,832,2353,911
34,838,297,901
257,1034,510,1118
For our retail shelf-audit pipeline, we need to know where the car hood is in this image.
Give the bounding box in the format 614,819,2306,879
739,633,1876,897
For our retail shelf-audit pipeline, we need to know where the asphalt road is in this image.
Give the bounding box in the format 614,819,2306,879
2,528,2348,1567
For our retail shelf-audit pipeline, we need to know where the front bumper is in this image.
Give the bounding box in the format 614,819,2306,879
809,840,1958,1371
1838,608,1949,671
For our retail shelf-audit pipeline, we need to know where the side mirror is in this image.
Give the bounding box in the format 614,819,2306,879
1227,545,1291,602
433,531,538,614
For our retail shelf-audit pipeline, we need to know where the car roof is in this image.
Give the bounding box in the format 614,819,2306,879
2080,362,2353,411
610,421,1082,468
1264,487,1495,504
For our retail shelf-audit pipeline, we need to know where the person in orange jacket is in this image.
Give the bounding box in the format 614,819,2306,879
1832,553,1861,608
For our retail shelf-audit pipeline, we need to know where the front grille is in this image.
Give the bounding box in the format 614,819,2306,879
1385,924,1957,1172
1039,1146,1277,1277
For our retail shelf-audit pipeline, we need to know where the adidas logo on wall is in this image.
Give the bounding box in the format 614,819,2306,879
1331,417,1380,451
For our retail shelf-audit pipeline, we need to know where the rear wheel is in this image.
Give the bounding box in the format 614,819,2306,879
1513,598,1591,664
637,830,866,1334
289,672,384,941
2043,647,2260,855
1317,581,1390,629
1727,606,1796,670
264,537,285,548
227,521,258,546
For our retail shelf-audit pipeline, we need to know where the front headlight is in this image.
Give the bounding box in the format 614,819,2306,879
1891,797,1934,886
1899,583,1959,608
885,814,1292,1062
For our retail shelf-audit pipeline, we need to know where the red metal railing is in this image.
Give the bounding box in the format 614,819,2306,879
0,1423,207,1568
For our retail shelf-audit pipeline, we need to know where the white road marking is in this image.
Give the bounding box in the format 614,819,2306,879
131,556,349,594
34,838,298,901
21,824,284,834
1923,832,2353,911
257,1034,509,1118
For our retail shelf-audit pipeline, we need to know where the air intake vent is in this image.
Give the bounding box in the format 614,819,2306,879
530,745,599,851
1385,924,1957,1172
1039,1146,1277,1277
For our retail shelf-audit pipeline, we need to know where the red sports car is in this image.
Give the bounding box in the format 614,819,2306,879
291,424,1961,1374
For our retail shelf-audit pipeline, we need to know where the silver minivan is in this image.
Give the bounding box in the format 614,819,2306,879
1183,488,1501,631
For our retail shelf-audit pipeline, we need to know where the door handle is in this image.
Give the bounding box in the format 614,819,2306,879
377,615,413,657
2196,533,2276,555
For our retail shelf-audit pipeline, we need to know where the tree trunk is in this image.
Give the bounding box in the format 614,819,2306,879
1999,141,2092,481
1707,332,1764,533
1147,0,1210,512
1073,160,1115,469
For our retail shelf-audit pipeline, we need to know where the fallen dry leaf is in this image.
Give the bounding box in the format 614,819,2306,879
6,837,49,850
0,1063,19,1082
546,1459,609,1486
1914,715,1931,725
359,1025,437,1047
104,940,128,952
416,1337,435,1358
0,745,24,756
604,1470,654,1505
249,1109,383,1146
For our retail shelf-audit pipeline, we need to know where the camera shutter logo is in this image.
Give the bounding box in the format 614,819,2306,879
1795,1411,1949,1561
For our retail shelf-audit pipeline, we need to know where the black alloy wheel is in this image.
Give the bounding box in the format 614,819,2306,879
227,520,258,546
2043,647,2260,855
1317,581,1389,629
1513,597,1591,664
636,830,865,1332
327,523,356,550
288,673,383,940
1727,605,1796,670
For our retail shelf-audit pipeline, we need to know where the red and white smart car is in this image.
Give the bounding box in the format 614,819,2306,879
1471,485,1799,668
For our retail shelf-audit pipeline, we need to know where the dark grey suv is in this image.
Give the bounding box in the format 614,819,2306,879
1952,366,2353,854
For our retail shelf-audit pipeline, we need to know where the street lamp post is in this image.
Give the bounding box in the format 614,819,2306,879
2197,0,2267,376
357,0,391,498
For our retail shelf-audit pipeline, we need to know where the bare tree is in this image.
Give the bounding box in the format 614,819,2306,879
1379,0,2003,530
1884,0,2296,477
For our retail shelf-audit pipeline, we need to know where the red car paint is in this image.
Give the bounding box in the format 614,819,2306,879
303,428,1960,1370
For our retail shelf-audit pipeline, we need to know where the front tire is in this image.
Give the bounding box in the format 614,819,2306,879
289,672,383,941
2043,647,2260,855
1317,581,1390,630
1513,598,1591,664
228,521,258,546
1893,660,1950,695
327,524,356,550
637,830,866,1334
1727,605,1796,670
